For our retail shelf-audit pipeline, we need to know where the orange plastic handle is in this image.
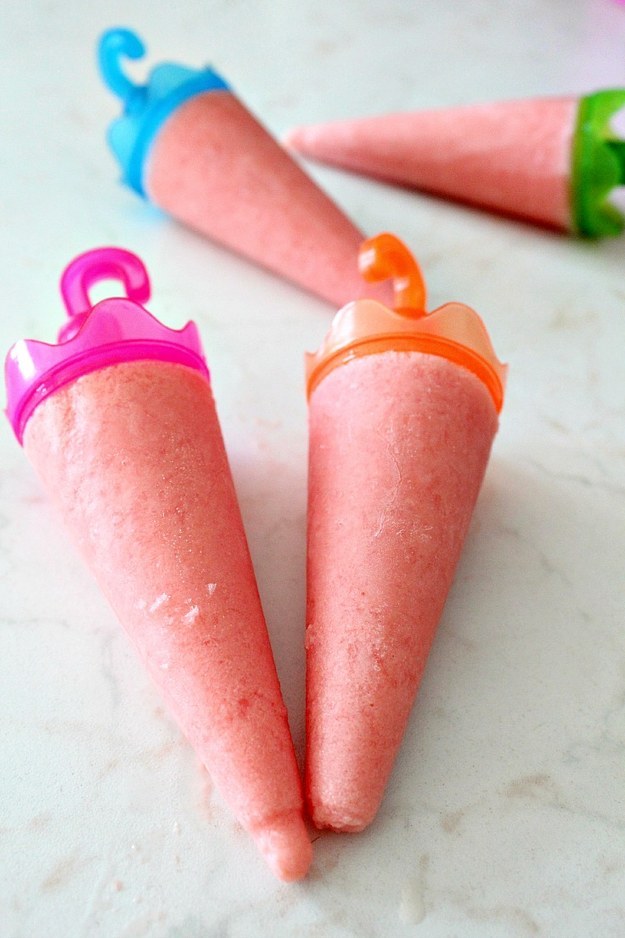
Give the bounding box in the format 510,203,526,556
358,232,427,315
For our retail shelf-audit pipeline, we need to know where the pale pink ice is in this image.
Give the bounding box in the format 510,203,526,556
286,97,578,231
146,90,391,306
24,360,311,881
306,351,498,831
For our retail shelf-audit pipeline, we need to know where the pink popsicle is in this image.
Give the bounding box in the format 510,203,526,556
99,28,391,307
307,352,497,830
286,97,578,231
145,90,390,307
305,234,505,831
6,250,311,881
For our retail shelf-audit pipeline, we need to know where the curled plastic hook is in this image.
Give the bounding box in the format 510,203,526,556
98,28,146,102
58,247,151,342
358,233,427,315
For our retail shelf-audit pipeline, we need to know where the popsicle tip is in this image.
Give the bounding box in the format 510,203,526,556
251,812,313,882
281,123,328,160
310,800,372,833
98,27,146,102
281,125,307,150
358,233,427,315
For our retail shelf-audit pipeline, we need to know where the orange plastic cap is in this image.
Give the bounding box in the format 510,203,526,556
306,233,507,412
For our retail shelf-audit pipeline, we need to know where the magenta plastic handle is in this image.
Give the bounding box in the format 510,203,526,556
58,247,152,342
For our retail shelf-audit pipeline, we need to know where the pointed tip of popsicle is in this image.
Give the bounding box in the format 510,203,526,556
251,811,313,882
310,801,372,834
282,125,322,157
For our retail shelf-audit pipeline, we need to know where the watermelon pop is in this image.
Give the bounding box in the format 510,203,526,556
4,248,311,881
285,92,625,236
97,28,390,306
305,233,506,832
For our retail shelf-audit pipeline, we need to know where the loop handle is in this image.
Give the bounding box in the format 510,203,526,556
98,28,146,102
58,247,151,342
358,232,427,316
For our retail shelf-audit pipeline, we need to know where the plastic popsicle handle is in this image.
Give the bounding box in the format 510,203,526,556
358,231,427,314
98,28,147,104
58,247,151,342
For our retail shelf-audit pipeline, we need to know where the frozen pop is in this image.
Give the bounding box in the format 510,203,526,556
5,248,311,881
305,233,506,832
97,28,391,306
285,92,625,236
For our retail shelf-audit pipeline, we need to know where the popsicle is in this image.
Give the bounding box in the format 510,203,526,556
4,248,311,881
97,28,391,307
305,233,506,832
285,91,625,236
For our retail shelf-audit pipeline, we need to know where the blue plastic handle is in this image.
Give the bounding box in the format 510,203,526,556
99,28,146,102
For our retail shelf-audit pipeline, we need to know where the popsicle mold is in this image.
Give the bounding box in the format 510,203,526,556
5,247,208,444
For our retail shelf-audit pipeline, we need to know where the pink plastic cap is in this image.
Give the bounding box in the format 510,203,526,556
5,247,209,443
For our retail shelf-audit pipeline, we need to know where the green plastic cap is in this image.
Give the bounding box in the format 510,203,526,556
572,89,625,238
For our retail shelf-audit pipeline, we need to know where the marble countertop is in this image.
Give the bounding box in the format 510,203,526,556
1,1,625,935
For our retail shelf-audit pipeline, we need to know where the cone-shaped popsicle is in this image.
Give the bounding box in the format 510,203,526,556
305,234,506,832
97,28,391,306
5,248,311,881
285,92,625,236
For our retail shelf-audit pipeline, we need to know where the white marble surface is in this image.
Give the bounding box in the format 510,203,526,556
1,1,625,935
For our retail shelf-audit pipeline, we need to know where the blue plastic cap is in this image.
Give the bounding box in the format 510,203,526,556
98,28,230,197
